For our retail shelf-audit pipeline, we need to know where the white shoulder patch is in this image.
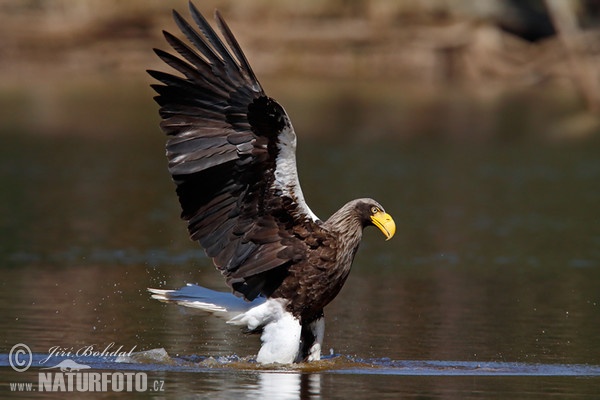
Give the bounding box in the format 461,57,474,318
273,124,319,222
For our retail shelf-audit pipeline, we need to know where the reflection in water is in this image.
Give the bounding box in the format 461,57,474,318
256,373,320,400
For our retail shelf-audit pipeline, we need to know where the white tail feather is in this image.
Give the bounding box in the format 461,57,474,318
148,284,262,320
149,286,302,363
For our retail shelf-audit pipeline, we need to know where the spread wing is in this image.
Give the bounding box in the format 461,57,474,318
148,3,320,301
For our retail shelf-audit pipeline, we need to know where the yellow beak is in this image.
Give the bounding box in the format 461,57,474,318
370,211,396,241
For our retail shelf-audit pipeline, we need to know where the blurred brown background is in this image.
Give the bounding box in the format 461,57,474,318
2,0,600,140
1,0,599,85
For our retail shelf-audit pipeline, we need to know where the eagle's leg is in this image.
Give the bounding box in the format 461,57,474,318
306,316,325,362
256,308,302,364
298,313,325,362
227,298,302,364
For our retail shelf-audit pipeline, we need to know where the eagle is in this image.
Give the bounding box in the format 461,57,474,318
147,2,396,364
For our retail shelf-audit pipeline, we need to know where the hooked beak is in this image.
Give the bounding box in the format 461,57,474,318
370,211,396,241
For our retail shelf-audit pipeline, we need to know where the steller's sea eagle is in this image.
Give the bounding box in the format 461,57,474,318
147,2,396,364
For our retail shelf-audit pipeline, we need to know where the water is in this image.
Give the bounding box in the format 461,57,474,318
1,79,600,397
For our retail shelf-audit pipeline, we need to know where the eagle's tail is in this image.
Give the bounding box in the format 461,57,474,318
148,285,304,363
148,283,261,320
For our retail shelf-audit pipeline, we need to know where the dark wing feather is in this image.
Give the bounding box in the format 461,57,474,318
149,3,321,300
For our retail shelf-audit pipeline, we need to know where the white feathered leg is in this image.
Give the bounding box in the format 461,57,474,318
256,312,301,364
227,298,301,364
306,317,325,362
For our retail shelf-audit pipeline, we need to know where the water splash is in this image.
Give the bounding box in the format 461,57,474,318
2,350,600,376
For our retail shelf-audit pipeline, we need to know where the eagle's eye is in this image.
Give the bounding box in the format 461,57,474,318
371,206,380,214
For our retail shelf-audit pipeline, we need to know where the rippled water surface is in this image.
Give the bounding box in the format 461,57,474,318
1,80,599,398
